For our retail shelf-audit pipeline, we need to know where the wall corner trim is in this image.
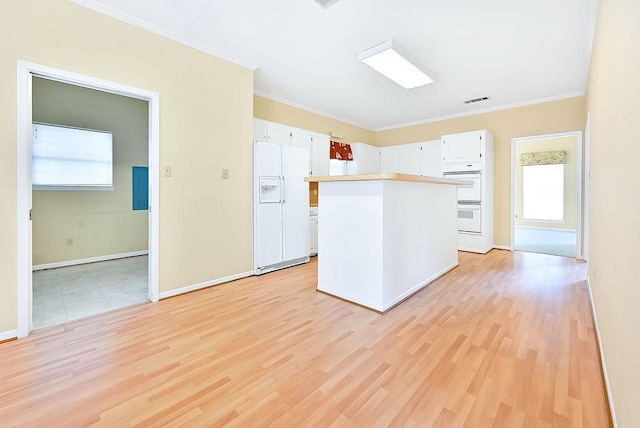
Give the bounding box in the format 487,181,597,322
586,275,619,427
158,271,254,299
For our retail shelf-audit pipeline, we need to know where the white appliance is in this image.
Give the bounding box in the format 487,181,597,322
441,130,494,253
442,163,482,203
457,204,482,233
254,141,310,274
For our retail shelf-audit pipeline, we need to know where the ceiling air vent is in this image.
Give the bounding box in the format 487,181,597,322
313,0,341,8
463,96,490,105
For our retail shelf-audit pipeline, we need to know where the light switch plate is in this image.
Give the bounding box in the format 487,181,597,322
163,166,172,177
222,168,230,179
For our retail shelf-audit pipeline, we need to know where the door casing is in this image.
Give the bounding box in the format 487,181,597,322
16,60,161,338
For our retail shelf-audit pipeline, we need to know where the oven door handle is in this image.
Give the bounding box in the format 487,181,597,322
443,171,482,176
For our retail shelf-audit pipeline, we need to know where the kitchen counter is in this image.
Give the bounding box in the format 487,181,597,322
307,173,466,312
305,173,469,186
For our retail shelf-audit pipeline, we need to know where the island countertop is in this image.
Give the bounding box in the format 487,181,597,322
305,173,471,186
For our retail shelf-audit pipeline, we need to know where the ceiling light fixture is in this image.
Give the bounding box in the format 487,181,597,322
312,0,341,9
358,39,433,89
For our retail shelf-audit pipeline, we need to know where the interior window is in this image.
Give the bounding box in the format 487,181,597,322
32,122,113,190
522,164,564,221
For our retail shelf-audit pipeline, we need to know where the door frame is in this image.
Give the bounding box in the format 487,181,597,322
510,131,584,259
17,60,160,338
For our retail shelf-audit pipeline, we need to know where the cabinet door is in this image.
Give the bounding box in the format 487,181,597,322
380,146,398,173
291,129,313,174
253,119,268,142
396,143,422,175
310,133,330,176
420,139,442,176
369,147,380,173
346,143,367,175
441,131,482,163
291,129,312,151
309,217,318,255
267,123,292,146
358,145,370,174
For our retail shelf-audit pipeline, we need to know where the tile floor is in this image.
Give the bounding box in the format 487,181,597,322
32,255,149,329
514,227,577,258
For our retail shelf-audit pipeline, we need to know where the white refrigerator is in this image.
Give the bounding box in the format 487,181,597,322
254,141,310,274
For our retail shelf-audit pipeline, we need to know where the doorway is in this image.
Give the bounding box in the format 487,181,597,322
30,78,150,328
17,61,160,338
510,132,583,258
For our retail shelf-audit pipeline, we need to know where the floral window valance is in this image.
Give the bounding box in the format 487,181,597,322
521,150,567,166
330,141,353,161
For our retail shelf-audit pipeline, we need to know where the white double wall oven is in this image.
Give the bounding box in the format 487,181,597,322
443,163,483,234
441,130,494,254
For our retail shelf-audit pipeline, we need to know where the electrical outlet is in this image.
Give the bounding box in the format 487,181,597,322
163,165,172,177
221,168,230,179
66,238,74,247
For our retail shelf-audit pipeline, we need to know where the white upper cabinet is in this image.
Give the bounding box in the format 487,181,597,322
420,139,442,177
441,131,483,163
348,143,375,175
253,118,268,142
381,140,441,176
380,146,397,173
267,123,292,146
349,143,381,175
291,129,312,150
310,133,330,176
369,147,380,174
253,118,331,176
396,143,422,175
381,143,420,174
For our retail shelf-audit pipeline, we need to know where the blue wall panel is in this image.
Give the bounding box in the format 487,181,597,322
132,166,148,210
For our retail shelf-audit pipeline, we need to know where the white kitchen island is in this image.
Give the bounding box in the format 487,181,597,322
305,173,469,312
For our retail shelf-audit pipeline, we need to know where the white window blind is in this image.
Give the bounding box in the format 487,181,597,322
32,123,113,190
523,164,564,222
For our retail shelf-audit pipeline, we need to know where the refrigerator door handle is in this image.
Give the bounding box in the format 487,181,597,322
281,176,286,203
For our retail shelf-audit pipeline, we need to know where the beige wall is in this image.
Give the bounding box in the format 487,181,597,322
514,136,578,230
376,97,586,247
587,0,640,426
254,95,375,145
32,78,149,265
0,0,254,333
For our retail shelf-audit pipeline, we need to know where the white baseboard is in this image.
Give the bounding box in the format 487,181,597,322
0,329,17,342
383,262,458,311
159,270,254,299
585,276,618,427
492,245,513,251
33,250,149,271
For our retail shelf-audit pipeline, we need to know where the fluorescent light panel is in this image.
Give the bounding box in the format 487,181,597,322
358,39,433,89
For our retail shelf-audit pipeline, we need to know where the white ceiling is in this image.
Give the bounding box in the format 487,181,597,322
71,0,597,130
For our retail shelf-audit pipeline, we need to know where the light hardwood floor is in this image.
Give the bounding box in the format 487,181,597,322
0,250,611,427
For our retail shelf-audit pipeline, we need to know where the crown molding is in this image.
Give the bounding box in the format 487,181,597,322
69,0,258,71
254,90,373,131
375,92,586,132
